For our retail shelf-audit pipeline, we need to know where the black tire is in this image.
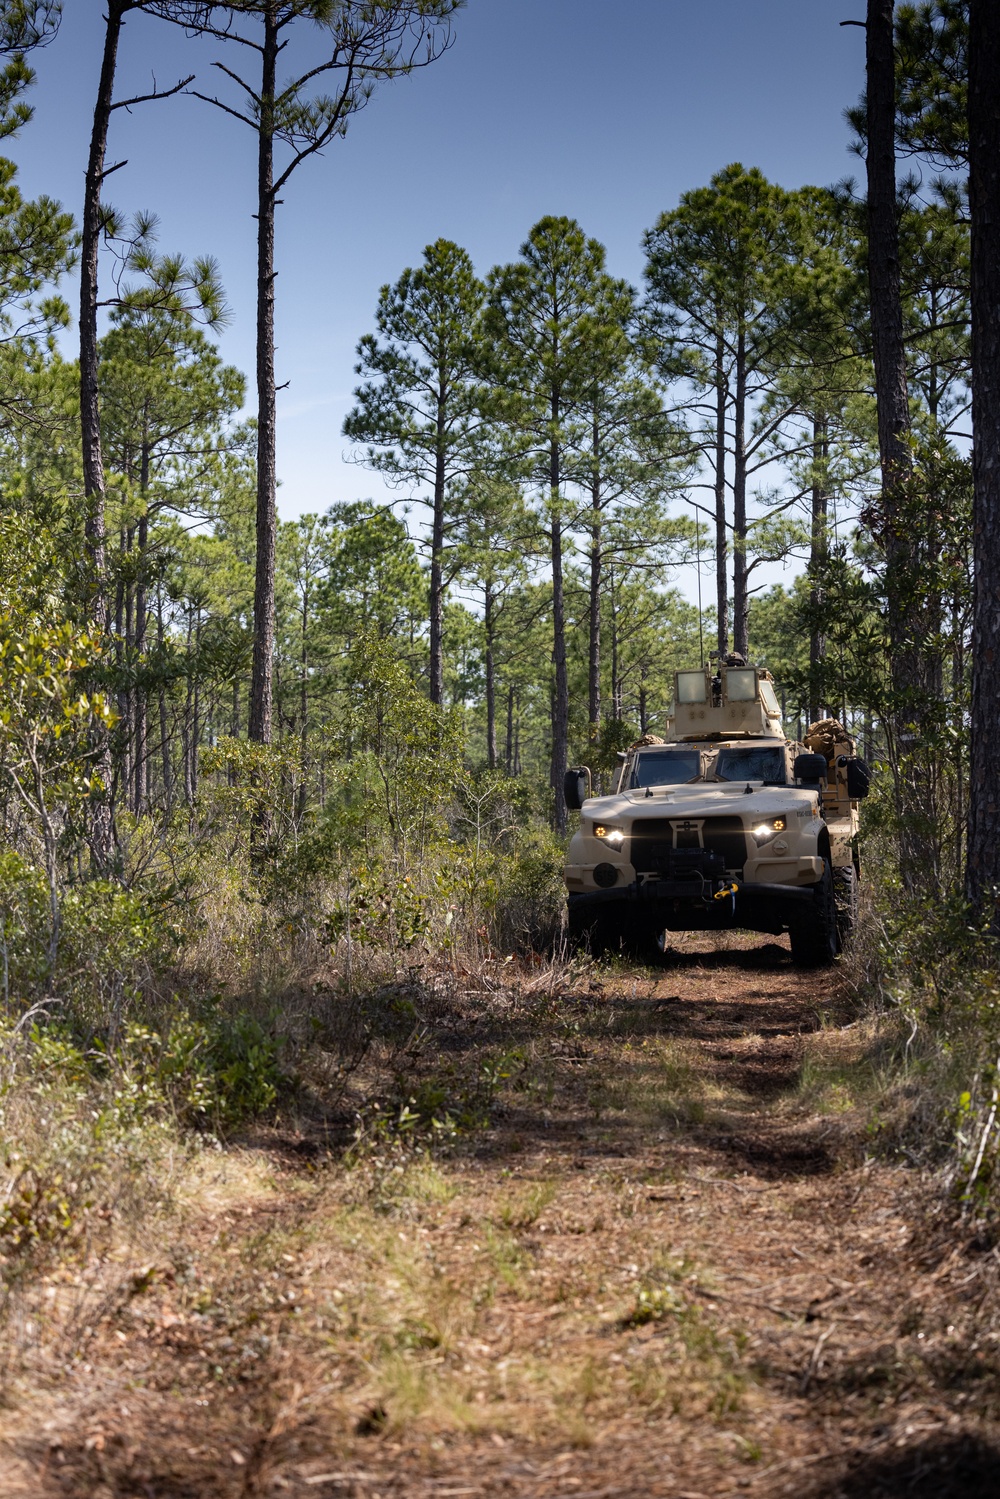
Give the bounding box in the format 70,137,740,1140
788,860,838,968
833,865,858,947
567,906,655,962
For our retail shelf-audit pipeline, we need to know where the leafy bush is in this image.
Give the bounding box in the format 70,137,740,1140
490,828,566,951
58,880,187,1032
0,851,49,1002
111,1010,285,1129
325,865,431,951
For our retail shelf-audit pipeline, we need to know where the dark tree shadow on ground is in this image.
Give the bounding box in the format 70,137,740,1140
806,1435,1000,1498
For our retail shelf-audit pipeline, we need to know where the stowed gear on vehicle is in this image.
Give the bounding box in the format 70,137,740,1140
563,661,869,968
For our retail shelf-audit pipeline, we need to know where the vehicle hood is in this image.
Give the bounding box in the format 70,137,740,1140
580,782,820,823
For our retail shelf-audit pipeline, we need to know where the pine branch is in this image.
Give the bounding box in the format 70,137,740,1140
111,73,195,112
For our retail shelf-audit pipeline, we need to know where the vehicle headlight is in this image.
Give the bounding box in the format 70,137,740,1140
593,823,626,848
751,816,786,846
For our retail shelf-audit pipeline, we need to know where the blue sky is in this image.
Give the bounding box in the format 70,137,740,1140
10,0,867,525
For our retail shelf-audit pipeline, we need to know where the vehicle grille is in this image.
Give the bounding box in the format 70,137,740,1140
630,816,748,875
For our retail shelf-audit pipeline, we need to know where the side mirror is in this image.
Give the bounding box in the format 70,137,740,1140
794,752,828,787
846,759,871,799
563,767,592,811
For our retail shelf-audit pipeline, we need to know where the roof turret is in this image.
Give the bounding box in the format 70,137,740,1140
669,663,785,743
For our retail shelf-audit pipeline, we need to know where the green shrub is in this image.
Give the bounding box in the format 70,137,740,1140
0,851,50,1002
58,881,187,1031
207,1013,284,1122
325,864,431,950
111,1010,285,1129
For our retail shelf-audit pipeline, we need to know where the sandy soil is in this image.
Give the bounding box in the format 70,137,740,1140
3,934,1000,1498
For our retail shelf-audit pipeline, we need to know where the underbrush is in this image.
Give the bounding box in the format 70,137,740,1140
841,848,1000,1226
0,1014,185,1395
0,760,576,1399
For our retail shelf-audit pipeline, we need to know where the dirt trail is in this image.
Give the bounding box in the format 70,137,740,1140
4,935,1000,1498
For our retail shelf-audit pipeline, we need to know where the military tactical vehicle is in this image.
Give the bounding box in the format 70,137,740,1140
563,661,869,968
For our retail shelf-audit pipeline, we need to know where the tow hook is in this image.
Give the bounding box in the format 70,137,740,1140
713,882,739,902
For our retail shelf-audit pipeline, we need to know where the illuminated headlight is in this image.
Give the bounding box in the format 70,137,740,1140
593,823,626,848
751,816,786,846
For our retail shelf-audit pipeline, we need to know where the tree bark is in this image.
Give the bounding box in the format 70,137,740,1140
484,583,497,770
588,404,602,737
133,501,149,815
157,590,172,804
192,612,201,801
609,562,621,718
81,1,128,872
714,327,728,655
248,3,278,744
115,526,130,800
549,393,569,836
183,610,194,807
809,415,829,722
505,682,514,774
428,383,446,704
732,328,749,657
867,0,912,498
298,574,309,816
966,0,1000,916
866,0,933,890
81,3,125,627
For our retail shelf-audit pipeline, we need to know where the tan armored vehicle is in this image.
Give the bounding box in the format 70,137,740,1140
563,661,869,967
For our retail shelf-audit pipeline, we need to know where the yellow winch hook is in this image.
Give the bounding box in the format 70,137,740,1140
713,882,739,901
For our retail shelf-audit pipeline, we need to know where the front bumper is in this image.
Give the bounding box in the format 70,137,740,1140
564,855,824,895
566,865,824,936
568,877,817,909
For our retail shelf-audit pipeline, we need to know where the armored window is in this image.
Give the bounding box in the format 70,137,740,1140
725,668,757,701
715,746,786,784
759,680,781,715
676,671,707,703
629,750,701,788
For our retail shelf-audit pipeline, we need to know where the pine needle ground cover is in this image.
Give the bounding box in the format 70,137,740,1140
3,935,1000,1499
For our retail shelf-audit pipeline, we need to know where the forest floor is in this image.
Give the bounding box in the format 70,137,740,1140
4,933,1000,1498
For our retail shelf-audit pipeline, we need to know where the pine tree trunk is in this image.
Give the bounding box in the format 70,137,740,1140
429,390,446,704
248,4,278,744
809,415,828,722
298,582,308,816
133,501,149,815
732,329,749,657
505,682,514,773
866,0,934,890
588,405,602,737
192,614,201,801
81,1,126,872
157,591,172,805
714,327,729,655
966,0,1000,917
484,584,497,770
115,528,130,802
81,4,122,620
549,399,569,835
183,611,194,807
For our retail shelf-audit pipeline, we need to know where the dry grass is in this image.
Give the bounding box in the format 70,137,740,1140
4,936,1000,1497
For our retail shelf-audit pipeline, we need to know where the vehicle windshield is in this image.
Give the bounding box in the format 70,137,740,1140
714,746,786,784
629,749,701,788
